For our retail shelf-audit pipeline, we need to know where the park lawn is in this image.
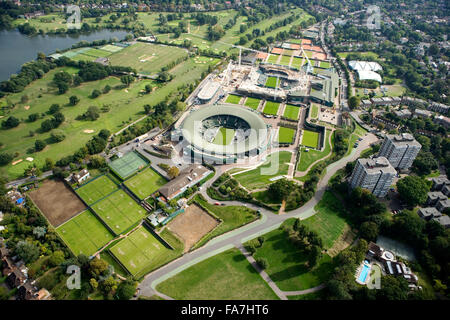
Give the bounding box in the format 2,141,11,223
75,175,118,205
337,51,379,60
12,14,67,32
193,195,259,248
212,127,235,145
234,151,292,190
109,226,183,278
265,76,278,88
108,42,188,75
123,167,167,200
244,97,261,110
298,130,333,172
310,104,319,118
0,56,216,180
301,130,319,149
291,57,303,69
91,189,146,235
248,221,335,291
278,126,296,144
263,101,280,115
56,210,114,256
225,94,242,104
279,55,291,66
283,104,301,120
300,191,349,249
267,54,279,64
156,248,279,300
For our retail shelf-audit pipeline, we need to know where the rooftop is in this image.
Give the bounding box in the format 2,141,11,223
359,156,397,174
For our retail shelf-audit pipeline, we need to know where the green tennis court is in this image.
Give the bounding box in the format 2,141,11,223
109,151,149,180
76,175,118,205
263,101,280,115
302,130,320,148
283,104,301,120
278,127,296,144
124,167,167,200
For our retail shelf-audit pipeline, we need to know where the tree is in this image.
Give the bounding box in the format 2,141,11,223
91,89,102,98
43,158,54,171
34,139,46,151
100,276,118,295
268,178,296,201
49,250,65,267
256,257,268,269
49,103,60,114
0,286,8,300
360,221,379,241
145,84,152,94
116,280,137,300
168,166,179,179
157,71,171,82
0,153,13,166
15,241,40,263
89,258,109,277
81,106,100,121
69,95,80,106
396,176,430,207
2,116,20,129
90,278,98,290
50,130,66,143
28,113,39,122
120,75,134,87
412,151,438,176
89,155,106,169
376,275,409,300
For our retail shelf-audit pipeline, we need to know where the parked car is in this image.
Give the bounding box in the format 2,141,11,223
214,202,220,206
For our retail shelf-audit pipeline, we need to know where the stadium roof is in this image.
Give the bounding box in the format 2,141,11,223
197,81,221,101
180,104,269,155
348,60,382,72
356,70,382,83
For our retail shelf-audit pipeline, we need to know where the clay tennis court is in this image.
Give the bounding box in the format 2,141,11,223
166,204,219,252
28,180,86,227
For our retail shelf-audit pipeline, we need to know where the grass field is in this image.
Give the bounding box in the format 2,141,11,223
278,127,296,144
263,101,280,115
75,175,118,205
234,151,292,190
310,104,319,119
279,55,291,66
319,61,331,69
283,104,301,120
156,248,279,300
56,210,114,256
91,189,146,235
108,42,188,75
109,226,180,277
291,57,303,69
248,220,335,291
301,129,319,149
109,152,148,180
225,94,242,104
123,167,167,200
193,195,259,248
300,191,349,249
267,54,279,64
244,97,261,110
265,76,278,88
212,127,235,145
298,130,333,172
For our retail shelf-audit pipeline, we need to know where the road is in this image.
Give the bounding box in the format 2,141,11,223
137,132,378,297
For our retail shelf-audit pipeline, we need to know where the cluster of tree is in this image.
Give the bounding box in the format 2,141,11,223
40,112,65,132
207,25,225,41
396,175,431,207
77,106,101,121
1,116,20,129
191,13,218,26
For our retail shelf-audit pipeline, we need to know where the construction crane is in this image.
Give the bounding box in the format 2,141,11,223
217,41,267,67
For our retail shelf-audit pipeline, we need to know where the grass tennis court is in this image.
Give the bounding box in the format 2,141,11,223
310,104,319,119
83,48,112,58
225,94,242,104
265,76,278,88
123,167,167,200
283,104,301,120
267,54,279,64
263,101,280,115
278,127,296,144
213,127,235,145
75,175,118,205
244,97,261,110
109,226,174,276
291,57,303,69
56,210,114,256
100,44,124,53
109,151,148,180
301,129,320,148
319,61,331,69
91,189,146,235
279,55,291,66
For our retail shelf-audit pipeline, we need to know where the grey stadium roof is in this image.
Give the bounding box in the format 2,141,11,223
180,104,269,155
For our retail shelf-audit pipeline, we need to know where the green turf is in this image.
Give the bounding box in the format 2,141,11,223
301,130,319,149
310,104,319,119
319,61,331,69
265,76,278,88
75,175,118,205
267,54,279,64
300,191,349,249
110,226,183,277
283,104,301,120
225,94,242,104
244,97,261,110
156,248,279,300
123,167,167,200
279,55,291,66
298,130,333,171
109,151,149,180
248,221,335,291
291,57,303,69
278,127,296,144
263,101,280,115
212,127,235,145
234,151,292,190
193,195,259,248
56,210,114,256
91,189,146,235
100,44,124,53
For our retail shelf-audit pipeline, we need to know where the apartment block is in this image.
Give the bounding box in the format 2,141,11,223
378,133,421,170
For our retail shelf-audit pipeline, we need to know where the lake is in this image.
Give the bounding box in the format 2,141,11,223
0,29,130,82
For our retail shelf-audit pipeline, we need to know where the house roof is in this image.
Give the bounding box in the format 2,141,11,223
158,165,211,200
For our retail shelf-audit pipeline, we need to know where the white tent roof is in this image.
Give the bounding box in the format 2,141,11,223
356,70,382,83
349,60,382,72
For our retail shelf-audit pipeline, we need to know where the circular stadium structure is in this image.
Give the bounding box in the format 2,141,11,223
178,104,270,164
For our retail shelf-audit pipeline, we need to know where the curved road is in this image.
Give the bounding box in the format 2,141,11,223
137,132,378,297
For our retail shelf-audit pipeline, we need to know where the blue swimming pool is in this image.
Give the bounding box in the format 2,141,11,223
358,264,371,283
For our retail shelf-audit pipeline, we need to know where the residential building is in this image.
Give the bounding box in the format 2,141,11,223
349,157,397,197
394,109,412,119
434,115,450,129
436,199,450,213
426,191,447,206
378,133,421,170
413,108,432,118
418,207,442,221
432,215,450,228
431,177,450,191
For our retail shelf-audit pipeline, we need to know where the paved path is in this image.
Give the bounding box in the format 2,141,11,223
137,132,378,298
283,284,327,296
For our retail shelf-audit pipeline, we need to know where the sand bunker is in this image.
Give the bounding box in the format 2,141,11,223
83,129,94,134
12,159,23,165
26,157,34,162
24,105,30,110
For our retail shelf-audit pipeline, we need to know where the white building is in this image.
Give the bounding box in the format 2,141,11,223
378,133,421,170
349,157,397,197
